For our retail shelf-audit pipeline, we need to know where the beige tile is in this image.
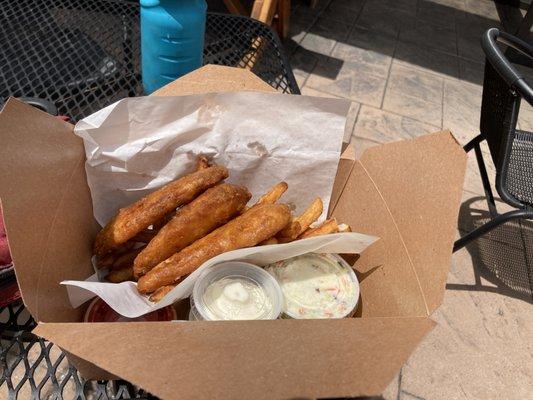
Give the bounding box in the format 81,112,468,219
356,4,416,36
300,32,338,56
306,59,387,106
518,102,533,132
459,58,485,86
300,87,359,142
293,71,308,89
399,20,457,55
394,42,460,79
417,0,463,26
331,42,392,79
387,63,445,104
344,102,361,143
400,245,533,399
347,25,398,57
383,90,443,126
321,1,362,25
349,135,381,159
300,86,342,98
300,18,351,56
443,78,483,145
383,64,444,126
353,105,438,144
382,372,400,400
462,150,496,196
424,0,466,7
464,0,500,20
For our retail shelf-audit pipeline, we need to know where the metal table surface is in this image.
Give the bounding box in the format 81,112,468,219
0,0,299,121
0,1,298,399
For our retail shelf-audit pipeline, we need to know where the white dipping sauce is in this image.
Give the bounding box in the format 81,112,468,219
202,277,272,320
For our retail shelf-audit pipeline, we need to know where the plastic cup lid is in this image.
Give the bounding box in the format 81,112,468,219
192,261,283,321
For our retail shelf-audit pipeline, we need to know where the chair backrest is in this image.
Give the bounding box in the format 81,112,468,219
480,28,533,207
480,61,520,169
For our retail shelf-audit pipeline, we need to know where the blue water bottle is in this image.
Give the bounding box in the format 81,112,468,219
140,0,207,94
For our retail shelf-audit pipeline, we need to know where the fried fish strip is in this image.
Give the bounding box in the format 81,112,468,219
94,165,228,256
107,266,134,283
137,204,291,293
133,183,251,277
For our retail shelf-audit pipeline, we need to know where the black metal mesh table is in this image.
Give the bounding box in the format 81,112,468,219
0,0,299,122
0,1,298,399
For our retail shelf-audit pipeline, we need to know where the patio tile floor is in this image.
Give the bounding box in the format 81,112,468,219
289,0,533,398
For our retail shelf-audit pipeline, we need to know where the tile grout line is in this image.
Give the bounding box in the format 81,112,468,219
379,21,401,110
294,0,336,57
305,84,441,130
349,101,362,137
396,366,404,400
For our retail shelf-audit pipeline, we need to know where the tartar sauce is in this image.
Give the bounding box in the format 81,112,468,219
266,253,359,319
202,277,272,320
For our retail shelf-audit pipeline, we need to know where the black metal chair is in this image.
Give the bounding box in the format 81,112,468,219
454,28,533,252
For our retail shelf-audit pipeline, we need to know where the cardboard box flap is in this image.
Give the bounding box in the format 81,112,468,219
34,317,435,400
0,99,97,323
152,65,276,97
333,131,466,317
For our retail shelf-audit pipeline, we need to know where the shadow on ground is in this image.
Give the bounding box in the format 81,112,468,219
287,0,506,86
451,196,533,303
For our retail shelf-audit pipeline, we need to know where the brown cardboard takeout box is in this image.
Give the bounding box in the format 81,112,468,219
0,65,466,400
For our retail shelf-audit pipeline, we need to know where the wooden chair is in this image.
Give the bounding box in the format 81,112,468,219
223,0,290,39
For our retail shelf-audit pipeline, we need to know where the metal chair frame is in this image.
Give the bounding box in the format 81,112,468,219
454,28,533,252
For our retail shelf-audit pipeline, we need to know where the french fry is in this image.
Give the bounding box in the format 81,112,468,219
96,241,135,269
255,182,288,206
338,223,351,233
278,198,323,240
149,284,176,302
196,155,210,171
97,253,117,269
107,266,135,283
259,237,278,245
298,218,339,239
276,216,300,241
111,247,144,270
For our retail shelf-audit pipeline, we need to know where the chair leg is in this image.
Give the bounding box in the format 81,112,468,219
453,208,533,252
473,140,498,217
463,133,484,153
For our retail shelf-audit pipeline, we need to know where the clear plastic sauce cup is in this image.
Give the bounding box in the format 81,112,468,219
265,253,360,319
190,261,283,321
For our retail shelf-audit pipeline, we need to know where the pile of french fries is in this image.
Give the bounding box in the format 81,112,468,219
94,157,351,302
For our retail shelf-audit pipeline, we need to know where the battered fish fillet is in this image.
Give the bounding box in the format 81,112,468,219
137,203,291,293
93,166,228,256
133,183,251,278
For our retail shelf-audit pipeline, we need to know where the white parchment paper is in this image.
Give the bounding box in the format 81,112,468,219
62,91,373,318
74,92,351,225
62,233,377,318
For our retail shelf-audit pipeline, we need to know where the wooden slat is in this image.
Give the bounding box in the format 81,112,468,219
277,0,291,39
251,0,279,24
